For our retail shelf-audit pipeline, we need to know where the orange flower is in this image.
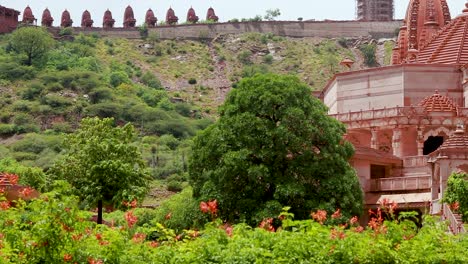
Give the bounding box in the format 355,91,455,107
349,216,359,225
331,209,341,219
165,212,172,220
199,201,209,213
132,233,146,243
311,210,327,224
259,218,275,232
0,201,10,211
3,173,19,185
19,187,34,198
63,254,73,262
124,210,138,228
88,258,103,264
149,241,159,248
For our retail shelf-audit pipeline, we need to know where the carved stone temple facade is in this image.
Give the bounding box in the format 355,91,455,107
323,1,468,231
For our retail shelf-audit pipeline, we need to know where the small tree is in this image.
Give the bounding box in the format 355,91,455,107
9,27,54,66
264,8,281,21
443,171,468,222
189,74,363,224
50,117,149,224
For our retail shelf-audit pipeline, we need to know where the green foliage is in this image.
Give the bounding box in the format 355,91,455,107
9,27,54,66
264,8,281,21
0,62,36,81
189,74,363,225
359,43,377,67
263,54,274,64
50,117,150,223
59,27,73,36
0,158,46,190
140,72,162,89
443,171,468,222
237,50,253,65
109,71,131,87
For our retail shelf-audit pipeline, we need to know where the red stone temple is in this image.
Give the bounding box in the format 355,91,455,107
206,7,219,22
145,9,157,27
186,7,199,24
323,1,468,233
102,9,115,29
123,5,136,28
22,6,35,25
166,7,179,25
0,5,20,33
41,8,54,27
61,9,73,27
81,10,93,28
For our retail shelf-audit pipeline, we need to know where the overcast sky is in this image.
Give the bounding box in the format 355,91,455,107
1,0,467,26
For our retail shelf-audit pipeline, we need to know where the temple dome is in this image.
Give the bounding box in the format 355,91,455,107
103,9,115,29
166,7,179,25
418,90,458,113
123,5,136,28
187,7,199,23
81,10,93,28
146,9,157,27
206,7,219,22
22,6,35,24
61,9,73,27
392,0,451,64
439,125,468,151
41,8,53,27
418,3,468,64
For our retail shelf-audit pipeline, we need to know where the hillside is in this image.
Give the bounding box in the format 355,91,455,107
0,29,394,204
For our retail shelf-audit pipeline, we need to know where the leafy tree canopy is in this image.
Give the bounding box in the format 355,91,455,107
8,26,54,66
50,117,149,223
443,171,468,222
189,74,363,224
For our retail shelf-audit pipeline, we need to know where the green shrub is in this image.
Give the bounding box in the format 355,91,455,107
0,62,36,81
0,158,46,190
0,124,16,136
158,134,180,150
237,50,253,65
59,27,73,36
22,82,45,100
140,89,169,107
88,87,113,104
174,103,192,117
41,94,73,108
263,54,274,64
84,102,123,119
188,78,197,85
10,133,62,154
157,98,175,111
141,72,162,89
359,43,377,67
167,180,183,192
153,187,207,232
109,71,130,88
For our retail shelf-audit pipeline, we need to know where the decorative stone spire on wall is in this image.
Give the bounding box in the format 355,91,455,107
41,8,54,27
22,6,35,24
103,9,115,29
81,10,94,28
166,7,178,25
123,5,136,28
61,9,73,27
392,0,451,64
206,7,219,22
187,7,199,24
145,9,157,27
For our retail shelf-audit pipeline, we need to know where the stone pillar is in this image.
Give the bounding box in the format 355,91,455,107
392,127,402,157
417,127,424,156
371,127,379,150
438,158,450,198
431,162,440,200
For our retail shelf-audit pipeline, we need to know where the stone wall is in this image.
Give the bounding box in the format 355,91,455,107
64,20,402,40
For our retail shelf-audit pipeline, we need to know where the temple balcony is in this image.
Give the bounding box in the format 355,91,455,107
370,175,431,192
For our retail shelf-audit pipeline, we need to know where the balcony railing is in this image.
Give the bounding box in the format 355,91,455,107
443,203,466,235
403,156,428,167
370,176,431,192
330,107,468,123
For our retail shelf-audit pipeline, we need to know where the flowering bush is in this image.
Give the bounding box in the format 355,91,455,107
0,180,466,263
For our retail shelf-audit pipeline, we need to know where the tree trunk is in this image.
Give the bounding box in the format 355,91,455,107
97,200,103,224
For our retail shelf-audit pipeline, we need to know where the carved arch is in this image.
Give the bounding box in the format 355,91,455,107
423,126,451,141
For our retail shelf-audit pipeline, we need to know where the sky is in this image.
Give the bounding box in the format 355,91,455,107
1,0,467,26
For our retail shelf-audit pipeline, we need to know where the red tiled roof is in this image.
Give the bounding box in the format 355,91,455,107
439,127,468,150
353,146,402,163
418,90,458,113
418,3,468,64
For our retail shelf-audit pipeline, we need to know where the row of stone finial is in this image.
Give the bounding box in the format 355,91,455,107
22,5,219,28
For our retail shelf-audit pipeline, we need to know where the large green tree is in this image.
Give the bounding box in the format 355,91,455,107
189,74,362,224
50,117,149,224
9,26,54,66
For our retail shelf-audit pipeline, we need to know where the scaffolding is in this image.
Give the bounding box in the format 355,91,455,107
356,0,394,21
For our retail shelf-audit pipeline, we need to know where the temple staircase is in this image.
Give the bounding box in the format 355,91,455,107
441,203,466,235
